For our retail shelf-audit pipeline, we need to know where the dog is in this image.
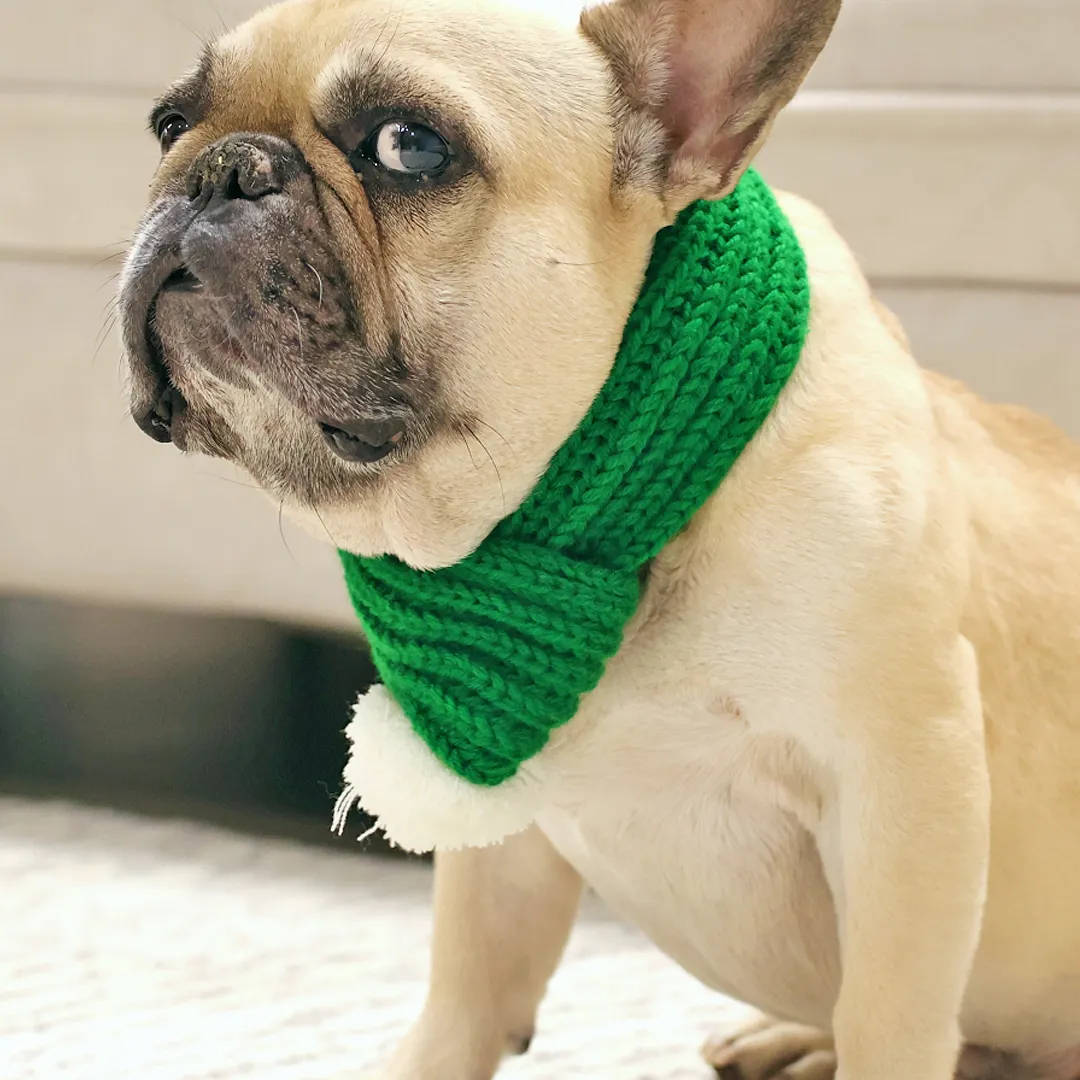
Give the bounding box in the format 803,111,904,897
118,0,1080,1077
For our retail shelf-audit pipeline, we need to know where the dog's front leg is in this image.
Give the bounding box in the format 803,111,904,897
828,637,990,1080
379,826,582,1080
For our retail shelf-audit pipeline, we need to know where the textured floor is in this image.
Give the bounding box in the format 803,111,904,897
0,798,752,1079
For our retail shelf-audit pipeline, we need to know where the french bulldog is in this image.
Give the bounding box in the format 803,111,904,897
119,1,1080,1078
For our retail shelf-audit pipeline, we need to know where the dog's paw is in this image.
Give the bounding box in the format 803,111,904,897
702,1013,836,1080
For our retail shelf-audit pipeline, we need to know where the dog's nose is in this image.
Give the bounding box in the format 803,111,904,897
187,134,298,207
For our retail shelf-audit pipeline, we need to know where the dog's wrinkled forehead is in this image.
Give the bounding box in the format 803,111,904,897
150,0,607,195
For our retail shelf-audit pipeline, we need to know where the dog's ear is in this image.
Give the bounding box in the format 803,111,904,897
582,0,841,211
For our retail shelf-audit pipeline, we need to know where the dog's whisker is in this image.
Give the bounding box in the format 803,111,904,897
91,250,129,270
369,1,406,73
93,316,119,365
95,312,117,342
463,419,505,512
471,417,513,455
98,308,121,340
194,470,261,493
546,255,621,268
367,4,395,59
459,430,481,477
278,500,298,564
312,505,339,549
304,262,324,308
169,13,211,49
95,310,118,346
96,272,125,294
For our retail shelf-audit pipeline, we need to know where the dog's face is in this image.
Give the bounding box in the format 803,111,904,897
121,0,839,568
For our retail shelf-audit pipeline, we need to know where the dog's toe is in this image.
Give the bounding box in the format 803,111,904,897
703,1015,835,1080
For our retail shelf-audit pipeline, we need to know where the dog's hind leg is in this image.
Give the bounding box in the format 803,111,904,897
703,1018,1066,1080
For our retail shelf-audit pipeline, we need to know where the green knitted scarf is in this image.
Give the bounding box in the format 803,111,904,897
340,171,809,789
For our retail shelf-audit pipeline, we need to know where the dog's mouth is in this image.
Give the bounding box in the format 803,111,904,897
138,268,204,444
128,252,415,470
160,267,202,295
122,229,198,446
317,418,407,465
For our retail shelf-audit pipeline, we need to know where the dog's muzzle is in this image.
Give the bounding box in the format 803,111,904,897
124,134,305,443
120,133,414,464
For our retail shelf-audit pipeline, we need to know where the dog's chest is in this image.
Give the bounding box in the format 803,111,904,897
537,655,843,1026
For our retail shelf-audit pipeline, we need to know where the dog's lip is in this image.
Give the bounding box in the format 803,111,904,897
123,241,188,388
121,198,203,400
319,415,409,465
136,267,195,443
160,266,203,294
144,267,204,388
121,207,212,443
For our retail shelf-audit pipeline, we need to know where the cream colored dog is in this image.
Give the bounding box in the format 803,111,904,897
118,0,1080,1078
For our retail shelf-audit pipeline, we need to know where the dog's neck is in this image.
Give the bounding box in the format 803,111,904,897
336,171,811,852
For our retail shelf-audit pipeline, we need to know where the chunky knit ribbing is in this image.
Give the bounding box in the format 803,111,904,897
340,171,809,788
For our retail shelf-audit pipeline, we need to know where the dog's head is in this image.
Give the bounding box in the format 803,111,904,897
120,0,839,568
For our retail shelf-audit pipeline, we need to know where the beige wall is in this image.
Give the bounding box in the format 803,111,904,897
1,0,1078,626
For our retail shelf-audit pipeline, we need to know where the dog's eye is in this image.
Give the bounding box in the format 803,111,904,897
156,113,191,154
360,120,451,177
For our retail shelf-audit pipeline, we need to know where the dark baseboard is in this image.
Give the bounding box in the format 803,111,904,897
0,594,410,858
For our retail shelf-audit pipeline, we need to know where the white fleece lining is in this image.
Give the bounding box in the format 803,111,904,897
334,685,545,854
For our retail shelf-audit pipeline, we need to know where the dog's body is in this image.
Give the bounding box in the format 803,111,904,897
119,0,1080,1077
389,192,1080,1080
538,193,1080,1072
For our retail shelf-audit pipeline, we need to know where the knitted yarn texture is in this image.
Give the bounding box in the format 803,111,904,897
340,170,810,789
